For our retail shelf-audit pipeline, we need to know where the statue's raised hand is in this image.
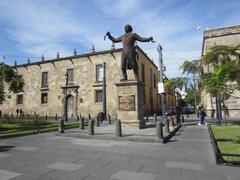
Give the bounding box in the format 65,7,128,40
150,37,155,43
104,32,111,40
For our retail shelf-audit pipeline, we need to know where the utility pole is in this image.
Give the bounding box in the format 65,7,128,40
193,74,198,115
102,61,107,120
157,45,166,122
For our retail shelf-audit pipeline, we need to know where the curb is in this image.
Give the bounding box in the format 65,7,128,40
56,124,182,144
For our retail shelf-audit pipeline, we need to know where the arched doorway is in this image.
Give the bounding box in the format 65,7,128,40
67,95,74,118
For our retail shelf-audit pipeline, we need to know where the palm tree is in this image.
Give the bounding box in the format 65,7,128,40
180,59,201,114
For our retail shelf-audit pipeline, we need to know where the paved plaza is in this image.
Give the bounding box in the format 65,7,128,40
0,119,239,180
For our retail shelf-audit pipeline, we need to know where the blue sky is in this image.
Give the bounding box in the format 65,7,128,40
0,0,239,77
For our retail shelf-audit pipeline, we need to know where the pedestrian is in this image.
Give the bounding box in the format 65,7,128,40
16,108,19,116
211,109,215,119
19,109,23,117
198,105,207,125
176,106,181,124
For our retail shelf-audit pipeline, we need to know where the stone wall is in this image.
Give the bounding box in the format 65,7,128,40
0,63,3,104
202,25,240,118
0,47,162,117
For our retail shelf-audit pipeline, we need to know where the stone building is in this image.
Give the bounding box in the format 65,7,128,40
201,24,240,118
0,63,3,104
0,46,165,119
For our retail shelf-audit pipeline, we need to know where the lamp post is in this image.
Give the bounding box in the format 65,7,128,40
102,61,107,120
64,72,68,122
192,73,199,115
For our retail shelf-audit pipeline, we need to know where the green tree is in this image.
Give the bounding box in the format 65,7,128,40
201,45,240,96
180,59,201,113
201,45,240,123
184,85,200,107
180,59,201,75
0,63,24,103
164,77,189,91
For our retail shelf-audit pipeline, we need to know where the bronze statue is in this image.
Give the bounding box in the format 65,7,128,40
105,24,154,81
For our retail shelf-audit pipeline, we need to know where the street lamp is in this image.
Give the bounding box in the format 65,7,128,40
64,72,68,122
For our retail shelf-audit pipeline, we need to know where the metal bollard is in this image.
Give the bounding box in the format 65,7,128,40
80,117,85,129
164,119,170,134
182,116,184,123
115,119,122,137
108,114,111,124
88,119,94,135
156,121,163,139
169,117,174,128
58,119,64,133
171,117,175,126
77,115,79,121
96,116,100,127
55,114,58,121
146,116,148,122
154,114,157,123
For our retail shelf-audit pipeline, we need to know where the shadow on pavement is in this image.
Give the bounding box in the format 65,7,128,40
0,145,15,152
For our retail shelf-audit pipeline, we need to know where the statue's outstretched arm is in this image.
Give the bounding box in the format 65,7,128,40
106,32,121,43
134,33,153,42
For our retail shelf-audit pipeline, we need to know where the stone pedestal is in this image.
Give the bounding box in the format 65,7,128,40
115,80,145,129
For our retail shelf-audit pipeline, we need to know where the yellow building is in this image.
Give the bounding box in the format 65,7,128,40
0,46,162,118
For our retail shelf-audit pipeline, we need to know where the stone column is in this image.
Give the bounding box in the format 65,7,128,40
115,81,145,129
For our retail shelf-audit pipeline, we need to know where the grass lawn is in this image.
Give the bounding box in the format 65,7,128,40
211,125,240,161
0,120,79,138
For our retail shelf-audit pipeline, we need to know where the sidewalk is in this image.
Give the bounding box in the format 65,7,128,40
57,121,180,143
0,118,239,180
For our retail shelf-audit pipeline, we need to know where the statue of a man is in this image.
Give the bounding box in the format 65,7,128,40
106,24,154,81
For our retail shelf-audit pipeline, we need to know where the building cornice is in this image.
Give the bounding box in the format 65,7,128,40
12,46,158,70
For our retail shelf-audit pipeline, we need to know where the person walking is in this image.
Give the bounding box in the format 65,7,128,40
198,105,207,125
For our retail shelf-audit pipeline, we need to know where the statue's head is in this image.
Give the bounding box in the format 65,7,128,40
124,24,133,33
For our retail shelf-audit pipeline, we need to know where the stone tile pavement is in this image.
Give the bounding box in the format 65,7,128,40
0,118,239,180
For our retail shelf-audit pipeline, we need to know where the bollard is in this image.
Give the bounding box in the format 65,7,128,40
55,114,58,121
45,114,48,120
171,117,175,126
115,119,122,137
58,119,64,133
88,119,94,135
96,116,100,127
156,121,163,139
80,117,85,129
181,116,184,123
164,119,170,134
88,114,91,120
154,114,157,123
146,116,149,122
77,115,79,121
169,117,174,128
108,114,111,124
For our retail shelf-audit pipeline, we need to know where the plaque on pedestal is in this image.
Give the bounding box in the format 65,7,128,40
115,80,145,129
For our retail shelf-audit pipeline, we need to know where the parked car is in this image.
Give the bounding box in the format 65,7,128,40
165,108,176,116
